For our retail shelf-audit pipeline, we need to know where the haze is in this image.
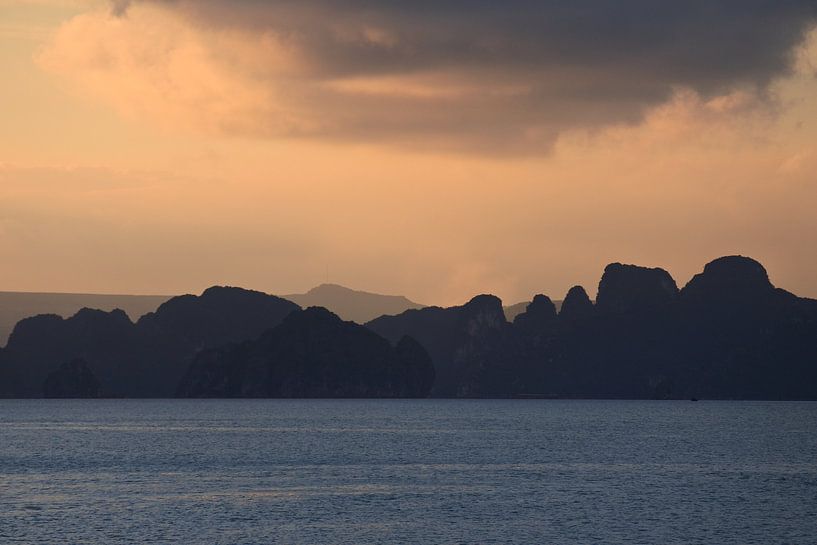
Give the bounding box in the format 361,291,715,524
1,0,817,306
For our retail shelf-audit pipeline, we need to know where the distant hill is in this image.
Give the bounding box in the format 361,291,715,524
284,284,424,323
0,291,171,346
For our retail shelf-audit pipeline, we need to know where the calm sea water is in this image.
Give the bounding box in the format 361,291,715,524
1,400,816,544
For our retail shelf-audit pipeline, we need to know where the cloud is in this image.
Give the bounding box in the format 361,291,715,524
40,1,817,152
4,54,817,302
109,0,129,16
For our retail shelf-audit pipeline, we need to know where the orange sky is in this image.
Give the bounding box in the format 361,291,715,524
1,1,817,306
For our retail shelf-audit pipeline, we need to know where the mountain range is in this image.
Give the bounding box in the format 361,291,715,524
368,256,817,399
0,283,425,343
0,286,300,397
1,255,815,399
0,291,171,345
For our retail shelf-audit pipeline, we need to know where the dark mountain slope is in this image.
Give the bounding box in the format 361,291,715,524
0,291,169,345
43,359,102,399
523,257,817,399
177,307,434,398
368,256,817,399
2,256,815,399
0,287,299,397
367,295,524,396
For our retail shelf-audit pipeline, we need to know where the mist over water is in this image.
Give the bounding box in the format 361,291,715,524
2,399,817,544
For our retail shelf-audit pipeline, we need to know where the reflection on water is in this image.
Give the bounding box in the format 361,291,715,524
2,399,816,544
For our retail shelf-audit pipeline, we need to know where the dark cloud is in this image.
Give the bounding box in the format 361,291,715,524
114,1,817,151
110,0,131,17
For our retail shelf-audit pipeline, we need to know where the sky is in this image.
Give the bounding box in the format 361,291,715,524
1,0,817,306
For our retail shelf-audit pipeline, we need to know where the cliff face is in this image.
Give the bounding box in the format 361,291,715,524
0,287,299,398
595,263,679,315
176,307,434,398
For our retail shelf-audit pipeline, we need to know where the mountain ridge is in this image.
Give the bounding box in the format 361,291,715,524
2,256,816,399
0,286,300,397
0,291,171,345
284,283,425,323
0,284,427,345
368,255,817,399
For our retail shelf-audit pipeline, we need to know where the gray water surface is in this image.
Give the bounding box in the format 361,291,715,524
1,400,816,544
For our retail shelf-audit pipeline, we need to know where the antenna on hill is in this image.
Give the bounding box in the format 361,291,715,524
325,264,329,285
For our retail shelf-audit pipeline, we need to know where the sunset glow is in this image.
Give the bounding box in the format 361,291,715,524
2,0,816,305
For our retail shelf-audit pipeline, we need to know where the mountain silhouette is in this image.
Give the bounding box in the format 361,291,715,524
595,263,679,314
0,291,170,345
512,294,558,337
367,294,524,396
284,283,424,324
504,299,563,322
177,307,434,398
1,256,816,399
369,256,817,399
0,286,299,397
559,286,594,321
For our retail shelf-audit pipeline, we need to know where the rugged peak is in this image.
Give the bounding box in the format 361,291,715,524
463,294,505,319
460,294,507,332
681,255,776,304
596,263,679,315
529,294,558,316
513,294,557,333
559,286,594,321
200,285,265,299
72,307,131,325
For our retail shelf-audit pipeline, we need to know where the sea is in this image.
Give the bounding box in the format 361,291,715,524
1,399,816,544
